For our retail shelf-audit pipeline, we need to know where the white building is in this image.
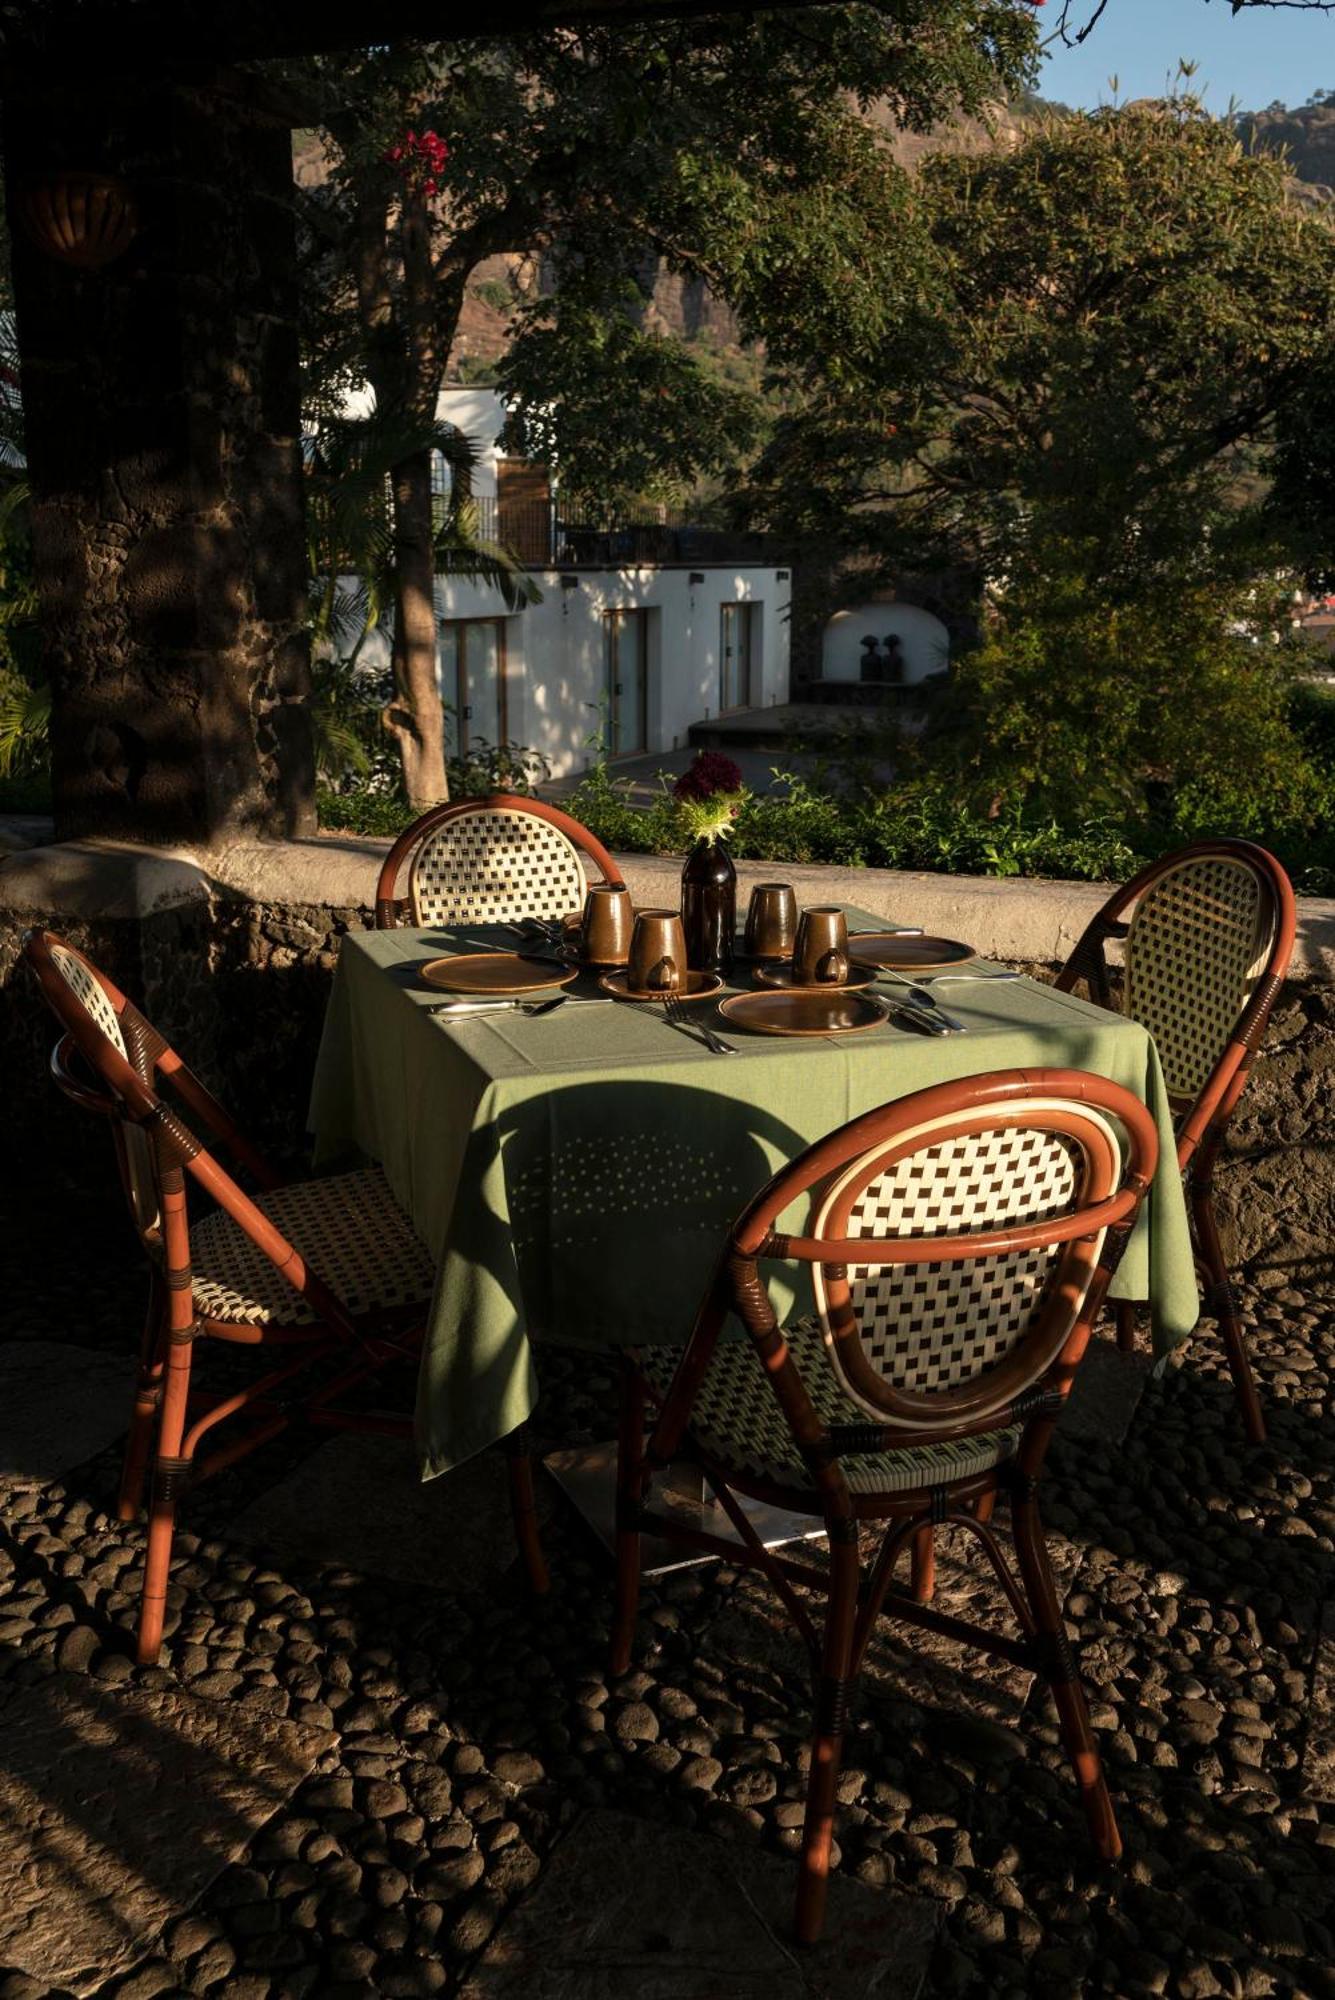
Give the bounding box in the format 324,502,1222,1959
432,562,789,777
820,601,950,687
343,388,792,777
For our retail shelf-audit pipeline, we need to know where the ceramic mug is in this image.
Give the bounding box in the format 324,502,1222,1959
794,906,849,986
629,909,686,993
744,882,798,962
581,883,634,965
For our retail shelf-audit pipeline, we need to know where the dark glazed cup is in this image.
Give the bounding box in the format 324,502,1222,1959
744,882,798,962
581,883,634,965
794,906,850,986
629,910,686,993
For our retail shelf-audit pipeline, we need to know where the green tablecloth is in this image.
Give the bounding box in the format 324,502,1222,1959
308,915,1199,1477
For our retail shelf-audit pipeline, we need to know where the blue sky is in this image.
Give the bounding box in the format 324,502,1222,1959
1038,0,1333,112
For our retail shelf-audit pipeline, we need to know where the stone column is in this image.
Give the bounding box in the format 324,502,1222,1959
2,73,316,844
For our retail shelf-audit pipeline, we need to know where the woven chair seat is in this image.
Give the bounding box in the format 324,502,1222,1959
191,1168,436,1327
642,1321,1021,1497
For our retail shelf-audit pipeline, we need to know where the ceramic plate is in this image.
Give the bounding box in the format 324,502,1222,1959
719,989,887,1037
599,970,725,1003
753,962,876,993
847,932,976,972
421,953,579,996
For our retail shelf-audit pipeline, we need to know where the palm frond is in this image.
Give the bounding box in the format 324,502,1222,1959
0,674,50,777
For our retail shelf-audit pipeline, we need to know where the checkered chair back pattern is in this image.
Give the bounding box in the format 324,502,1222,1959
49,942,127,1055
1124,853,1274,1104
407,805,589,927
812,1104,1121,1429
45,940,162,1238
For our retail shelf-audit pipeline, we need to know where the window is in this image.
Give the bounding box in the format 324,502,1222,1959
440,618,507,756
720,602,757,712
603,609,649,756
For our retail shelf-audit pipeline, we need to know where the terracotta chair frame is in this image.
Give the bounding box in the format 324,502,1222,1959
373,791,625,929
1054,838,1296,1443
23,929,548,1663
610,1067,1159,1945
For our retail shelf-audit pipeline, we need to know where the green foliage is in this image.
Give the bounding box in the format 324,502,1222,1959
471,277,515,315
1290,677,1335,766
499,297,761,512
551,762,1145,882
746,97,1335,594
309,655,383,785
0,670,50,780
293,3,1039,506
316,701,552,832
317,786,416,836
305,409,538,663
0,475,48,785
926,568,1322,828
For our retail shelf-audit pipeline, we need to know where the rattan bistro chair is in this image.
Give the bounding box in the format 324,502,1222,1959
374,792,624,930
610,1068,1158,1946
23,929,550,1664
1054,839,1296,1444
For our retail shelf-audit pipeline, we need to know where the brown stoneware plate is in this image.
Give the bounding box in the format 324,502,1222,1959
719,990,887,1037
847,932,976,972
753,962,876,993
599,970,725,1003
421,953,579,996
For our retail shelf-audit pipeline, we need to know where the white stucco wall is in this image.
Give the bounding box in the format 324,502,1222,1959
434,388,507,501
337,385,509,499
342,565,791,776
822,602,949,685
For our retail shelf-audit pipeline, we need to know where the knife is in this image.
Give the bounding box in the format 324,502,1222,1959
874,995,950,1036
876,974,968,1033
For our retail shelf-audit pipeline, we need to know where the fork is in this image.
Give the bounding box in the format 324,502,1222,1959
663,993,736,1054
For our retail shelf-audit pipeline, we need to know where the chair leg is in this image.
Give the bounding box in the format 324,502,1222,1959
118,1276,166,1523
1011,1484,1120,1863
909,1523,936,1604
609,1365,646,1676
136,1328,195,1666
503,1426,550,1595
1193,1185,1265,1445
1114,1302,1138,1354
794,1530,861,1946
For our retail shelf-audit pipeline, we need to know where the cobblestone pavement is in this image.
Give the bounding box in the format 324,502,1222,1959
3,1166,1335,2000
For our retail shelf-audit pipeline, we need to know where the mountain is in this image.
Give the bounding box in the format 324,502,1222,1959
1237,95,1335,199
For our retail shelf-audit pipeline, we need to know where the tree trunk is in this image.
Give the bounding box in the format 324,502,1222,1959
384,446,448,809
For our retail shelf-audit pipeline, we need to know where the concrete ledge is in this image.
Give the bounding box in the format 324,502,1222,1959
4,834,1334,978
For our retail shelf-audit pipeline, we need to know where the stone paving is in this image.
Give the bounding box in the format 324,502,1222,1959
3,1165,1335,2000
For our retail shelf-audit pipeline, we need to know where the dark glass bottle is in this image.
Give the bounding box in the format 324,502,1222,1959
681,838,736,976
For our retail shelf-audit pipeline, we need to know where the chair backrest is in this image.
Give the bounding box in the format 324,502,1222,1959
1057,839,1295,1147
23,930,353,1336
374,793,625,929
653,1070,1158,1487
1123,846,1284,1105
35,937,166,1241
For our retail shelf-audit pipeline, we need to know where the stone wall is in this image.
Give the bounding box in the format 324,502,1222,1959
3,75,315,845
2,836,1332,1294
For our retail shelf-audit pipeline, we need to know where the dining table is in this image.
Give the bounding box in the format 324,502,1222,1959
307,908,1200,1481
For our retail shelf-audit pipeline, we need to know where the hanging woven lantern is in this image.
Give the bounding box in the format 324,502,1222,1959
19,172,138,271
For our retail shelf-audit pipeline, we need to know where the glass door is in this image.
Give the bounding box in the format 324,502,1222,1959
442,618,507,756
719,602,753,712
604,609,647,756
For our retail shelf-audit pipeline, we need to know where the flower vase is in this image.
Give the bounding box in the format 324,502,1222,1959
681,838,736,977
